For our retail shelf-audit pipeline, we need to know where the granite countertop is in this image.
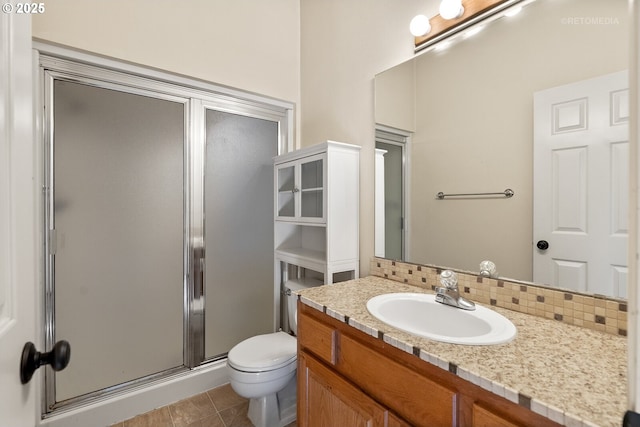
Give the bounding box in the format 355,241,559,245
297,276,627,427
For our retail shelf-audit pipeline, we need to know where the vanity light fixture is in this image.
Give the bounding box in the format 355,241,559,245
410,14,432,37
410,0,463,37
439,0,465,20
412,0,527,52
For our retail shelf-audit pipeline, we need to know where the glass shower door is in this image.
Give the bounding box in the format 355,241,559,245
51,80,185,401
203,109,278,359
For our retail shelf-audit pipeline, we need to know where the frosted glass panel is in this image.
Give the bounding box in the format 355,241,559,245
204,110,278,358
53,80,184,400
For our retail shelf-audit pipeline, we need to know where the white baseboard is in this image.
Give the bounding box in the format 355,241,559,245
39,361,229,427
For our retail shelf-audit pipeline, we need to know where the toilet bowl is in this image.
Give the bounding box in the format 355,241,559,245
227,332,297,399
226,277,321,427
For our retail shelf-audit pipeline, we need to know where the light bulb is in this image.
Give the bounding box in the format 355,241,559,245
410,14,431,37
439,0,464,20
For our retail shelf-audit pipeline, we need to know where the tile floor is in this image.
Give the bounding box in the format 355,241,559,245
110,383,297,427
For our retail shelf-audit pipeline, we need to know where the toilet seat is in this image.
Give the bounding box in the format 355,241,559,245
228,331,297,373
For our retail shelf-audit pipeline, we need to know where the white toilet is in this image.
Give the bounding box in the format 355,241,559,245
227,277,321,427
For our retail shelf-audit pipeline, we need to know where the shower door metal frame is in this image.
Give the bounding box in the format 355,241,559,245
38,47,293,417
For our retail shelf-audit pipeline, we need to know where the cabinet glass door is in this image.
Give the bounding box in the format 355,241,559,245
277,164,296,218
300,155,324,219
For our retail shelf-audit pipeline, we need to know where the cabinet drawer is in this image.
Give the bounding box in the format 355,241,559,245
472,403,521,427
338,333,457,427
297,309,337,365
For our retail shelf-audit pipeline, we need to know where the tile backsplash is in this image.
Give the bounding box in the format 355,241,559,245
371,257,627,337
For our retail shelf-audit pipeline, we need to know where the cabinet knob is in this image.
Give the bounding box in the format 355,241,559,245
292,187,299,193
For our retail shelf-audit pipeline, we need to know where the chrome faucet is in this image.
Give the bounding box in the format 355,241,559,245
435,270,476,311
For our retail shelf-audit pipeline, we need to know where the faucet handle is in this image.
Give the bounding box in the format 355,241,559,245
479,260,498,278
439,270,458,290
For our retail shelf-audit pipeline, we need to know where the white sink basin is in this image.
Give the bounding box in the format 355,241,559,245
366,293,516,345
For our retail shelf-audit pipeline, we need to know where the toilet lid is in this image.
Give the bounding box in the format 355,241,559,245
228,331,297,372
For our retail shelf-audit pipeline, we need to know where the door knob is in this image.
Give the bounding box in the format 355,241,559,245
536,240,549,250
20,340,71,384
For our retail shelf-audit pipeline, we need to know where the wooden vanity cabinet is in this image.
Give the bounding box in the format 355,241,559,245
297,302,561,427
299,352,410,427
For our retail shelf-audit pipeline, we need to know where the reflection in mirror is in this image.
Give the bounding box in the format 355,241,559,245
374,0,629,299
375,129,408,260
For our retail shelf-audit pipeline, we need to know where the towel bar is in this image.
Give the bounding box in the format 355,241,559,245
436,189,514,199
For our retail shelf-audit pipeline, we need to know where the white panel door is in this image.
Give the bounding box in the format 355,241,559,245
0,12,37,427
533,71,628,297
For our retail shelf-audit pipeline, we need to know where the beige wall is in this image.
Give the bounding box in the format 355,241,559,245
33,0,440,277
32,0,300,109
300,0,430,275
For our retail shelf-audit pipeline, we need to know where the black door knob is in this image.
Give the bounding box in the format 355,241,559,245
20,340,71,384
536,240,549,250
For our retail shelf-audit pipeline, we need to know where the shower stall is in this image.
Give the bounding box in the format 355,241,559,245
39,51,292,420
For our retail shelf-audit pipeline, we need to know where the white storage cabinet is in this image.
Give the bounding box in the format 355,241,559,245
274,141,360,285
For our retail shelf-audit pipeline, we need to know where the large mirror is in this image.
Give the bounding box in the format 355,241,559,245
374,0,629,299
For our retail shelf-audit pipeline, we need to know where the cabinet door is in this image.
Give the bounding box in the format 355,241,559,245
387,413,412,427
299,352,390,427
275,153,326,223
299,153,326,222
473,404,521,427
276,162,296,220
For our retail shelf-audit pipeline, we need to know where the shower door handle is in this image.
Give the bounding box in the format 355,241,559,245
191,246,205,300
195,256,205,299
20,340,71,384
187,247,205,367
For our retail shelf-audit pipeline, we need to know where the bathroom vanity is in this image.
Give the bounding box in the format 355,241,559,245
296,277,627,427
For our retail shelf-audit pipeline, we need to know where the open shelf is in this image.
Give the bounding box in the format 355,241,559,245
275,247,327,273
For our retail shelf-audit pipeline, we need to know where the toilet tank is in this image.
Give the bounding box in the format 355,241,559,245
285,277,322,335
